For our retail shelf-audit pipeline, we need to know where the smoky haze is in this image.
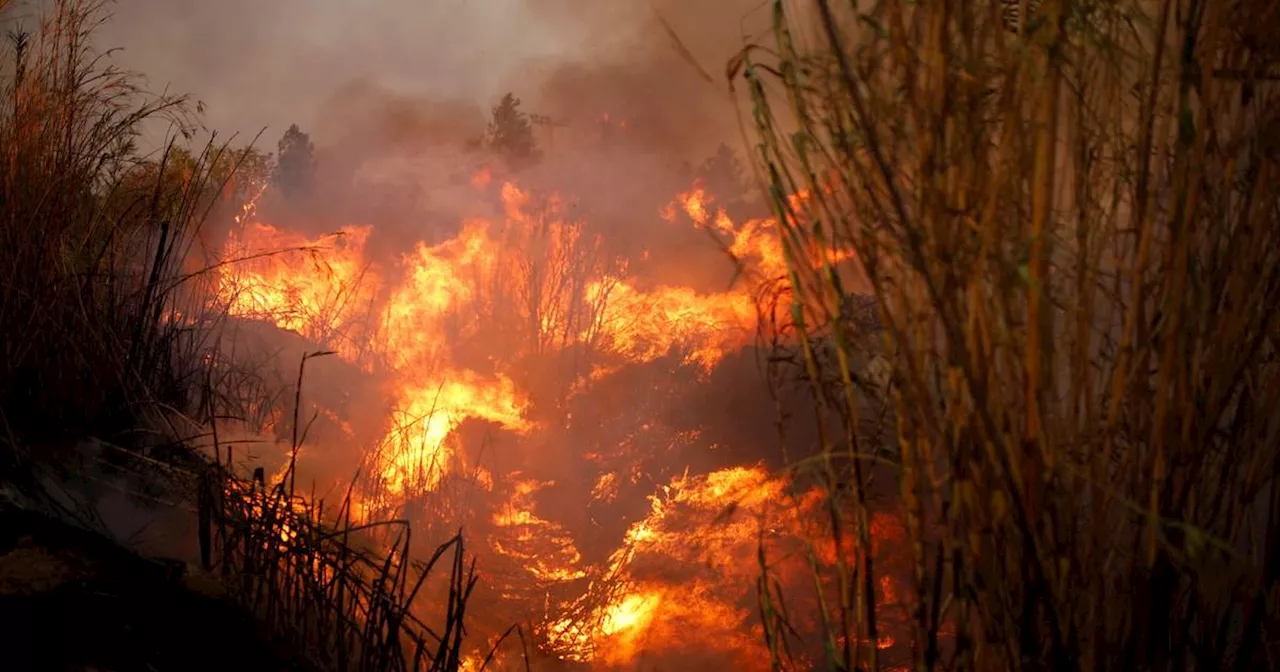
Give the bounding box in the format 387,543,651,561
51,0,812,531
78,0,781,279
85,0,771,157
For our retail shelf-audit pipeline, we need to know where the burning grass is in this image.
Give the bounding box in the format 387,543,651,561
201,443,484,671
12,0,1187,668
200,105,901,665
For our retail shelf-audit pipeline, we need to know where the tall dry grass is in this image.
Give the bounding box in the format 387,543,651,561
739,0,1280,668
197,353,491,672
0,0,252,470
1,3,498,669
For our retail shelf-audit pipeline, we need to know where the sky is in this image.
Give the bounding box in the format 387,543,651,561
63,0,774,149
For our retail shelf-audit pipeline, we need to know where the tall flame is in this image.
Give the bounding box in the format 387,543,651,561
214,171,896,668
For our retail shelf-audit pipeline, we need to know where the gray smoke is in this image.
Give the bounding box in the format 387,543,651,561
83,0,771,155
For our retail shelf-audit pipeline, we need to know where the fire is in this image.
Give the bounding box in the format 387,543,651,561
598,112,629,135
585,280,756,372
219,223,378,360
670,183,788,281
382,372,529,493
533,465,822,667
220,216,533,496
492,477,587,585
213,171,895,668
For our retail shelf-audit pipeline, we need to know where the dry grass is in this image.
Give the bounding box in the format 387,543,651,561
202,436,480,670
1,3,502,669
0,0,249,464
195,351,523,671
738,0,1280,669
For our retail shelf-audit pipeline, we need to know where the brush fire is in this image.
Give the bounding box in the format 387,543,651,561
209,152,907,670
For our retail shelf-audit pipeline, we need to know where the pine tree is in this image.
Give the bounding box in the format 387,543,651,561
697,144,746,197
272,124,315,201
693,143,751,218
486,93,539,168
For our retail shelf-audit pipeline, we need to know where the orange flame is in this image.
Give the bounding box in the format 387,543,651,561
214,175,891,668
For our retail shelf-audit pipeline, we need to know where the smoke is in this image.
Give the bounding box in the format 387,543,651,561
75,0,778,285
3,2,879,663
64,0,795,476
88,0,770,155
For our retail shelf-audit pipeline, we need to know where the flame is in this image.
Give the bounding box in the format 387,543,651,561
382,372,529,493
492,478,588,585
672,182,854,295
535,465,823,668
219,223,378,361
585,280,756,372
214,175,896,668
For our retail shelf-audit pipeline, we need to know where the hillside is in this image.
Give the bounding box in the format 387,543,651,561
0,505,316,672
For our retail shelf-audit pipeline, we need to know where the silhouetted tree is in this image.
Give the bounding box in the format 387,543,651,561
688,143,753,219
486,93,539,168
271,124,315,201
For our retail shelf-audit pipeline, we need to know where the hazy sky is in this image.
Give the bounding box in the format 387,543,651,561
71,0,770,145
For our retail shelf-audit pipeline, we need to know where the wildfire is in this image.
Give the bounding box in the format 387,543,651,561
668,183,789,281
213,169,895,668
381,372,529,493
218,223,378,361
585,280,756,372
491,477,588,585
535,465,833,669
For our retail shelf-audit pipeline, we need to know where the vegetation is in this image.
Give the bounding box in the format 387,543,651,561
486,92,541,169
740,0,1280,669
0,2,487,670
273,123,317,203
16,0,1277,668
0,0,222,465
201,360,484,671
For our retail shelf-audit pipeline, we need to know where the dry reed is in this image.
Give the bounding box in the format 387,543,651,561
738,0,1280,669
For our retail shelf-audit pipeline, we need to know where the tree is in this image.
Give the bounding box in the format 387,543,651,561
228,146,274,194
486,93,539,168
271,124,315,202
199,145,274,204
689,143,752,219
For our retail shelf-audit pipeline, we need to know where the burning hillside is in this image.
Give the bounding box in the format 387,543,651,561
209,156,903,669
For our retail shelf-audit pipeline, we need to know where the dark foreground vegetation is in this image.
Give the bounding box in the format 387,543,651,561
0,2,481,671
742,0,1280,669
